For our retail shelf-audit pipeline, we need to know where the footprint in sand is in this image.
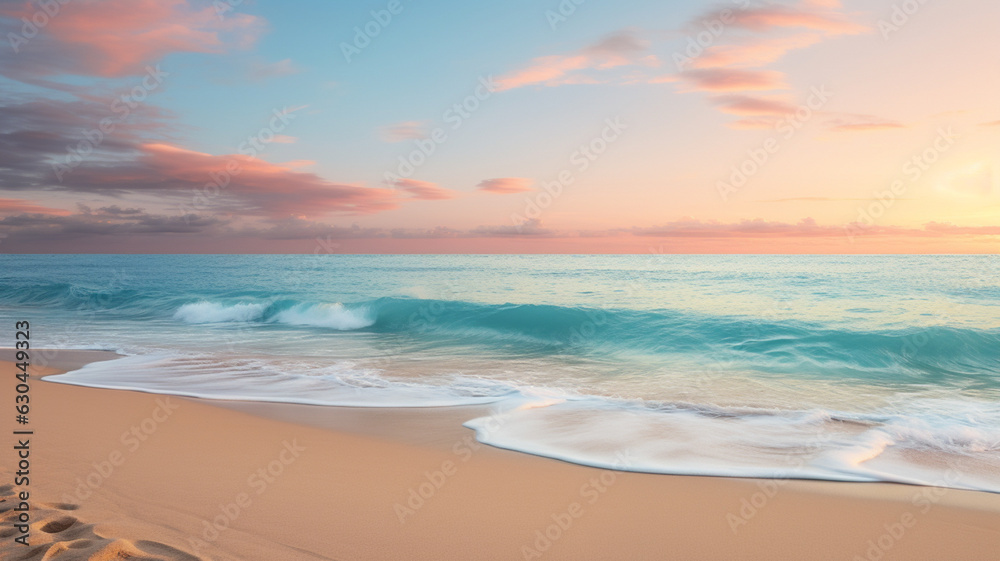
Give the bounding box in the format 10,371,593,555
40,515,79,534
0,499,203,561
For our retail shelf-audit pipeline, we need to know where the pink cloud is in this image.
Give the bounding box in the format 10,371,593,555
669,1,865,127
477,177,534,194
0,0,264,77
496,29,650,91
692,34,823,69
0,98,395,221
391,179,457,200
712,95,798,116
471,218,553,237
708,3,868,34
922,222,1000,235
633,217,838,238
0,198,70,215
102,143,399,217
677,68,787,92
497,55,592,91
633,218,1000,239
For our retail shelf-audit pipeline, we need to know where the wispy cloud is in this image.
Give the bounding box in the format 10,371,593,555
667,0,867,127
826,114,906,132
391,178,457,200
0,198,70,216
676,68,788,92
703,1,866,34
477,177,534,194
712,95,798,116
496,29,652,91
690,34,823,69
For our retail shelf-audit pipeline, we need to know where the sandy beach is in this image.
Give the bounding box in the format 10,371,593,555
2,349,999,561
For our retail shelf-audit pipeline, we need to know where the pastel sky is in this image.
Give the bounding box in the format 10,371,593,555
0,0,997,253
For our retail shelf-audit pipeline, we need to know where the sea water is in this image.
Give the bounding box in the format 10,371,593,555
2,255,998,491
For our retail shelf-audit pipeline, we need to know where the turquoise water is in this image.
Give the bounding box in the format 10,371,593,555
2,255,998,491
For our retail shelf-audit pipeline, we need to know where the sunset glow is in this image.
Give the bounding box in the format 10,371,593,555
1,0,997,252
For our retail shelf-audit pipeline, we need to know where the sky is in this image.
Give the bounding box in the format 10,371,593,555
0,0,997,253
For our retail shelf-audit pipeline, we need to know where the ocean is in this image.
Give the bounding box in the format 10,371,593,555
2,254,998,492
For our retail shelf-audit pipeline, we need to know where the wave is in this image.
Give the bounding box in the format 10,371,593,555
2,282,997,386
0,281,148,313
174,302,268,323
174,301,374,330
270,302,374,330
464,397,1000,493
167,297,1000,386
45,353,1000,493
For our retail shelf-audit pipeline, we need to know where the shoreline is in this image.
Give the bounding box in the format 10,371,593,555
2,349,999,560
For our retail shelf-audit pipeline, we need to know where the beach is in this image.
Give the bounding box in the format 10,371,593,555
2,0,998,556
3,349,999,561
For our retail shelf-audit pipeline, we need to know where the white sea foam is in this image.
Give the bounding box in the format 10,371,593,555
44,353,517,408
173,301,375,330
463,399,1000,493
174,302,267,323
270,303,374,330
44,352,1000,494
